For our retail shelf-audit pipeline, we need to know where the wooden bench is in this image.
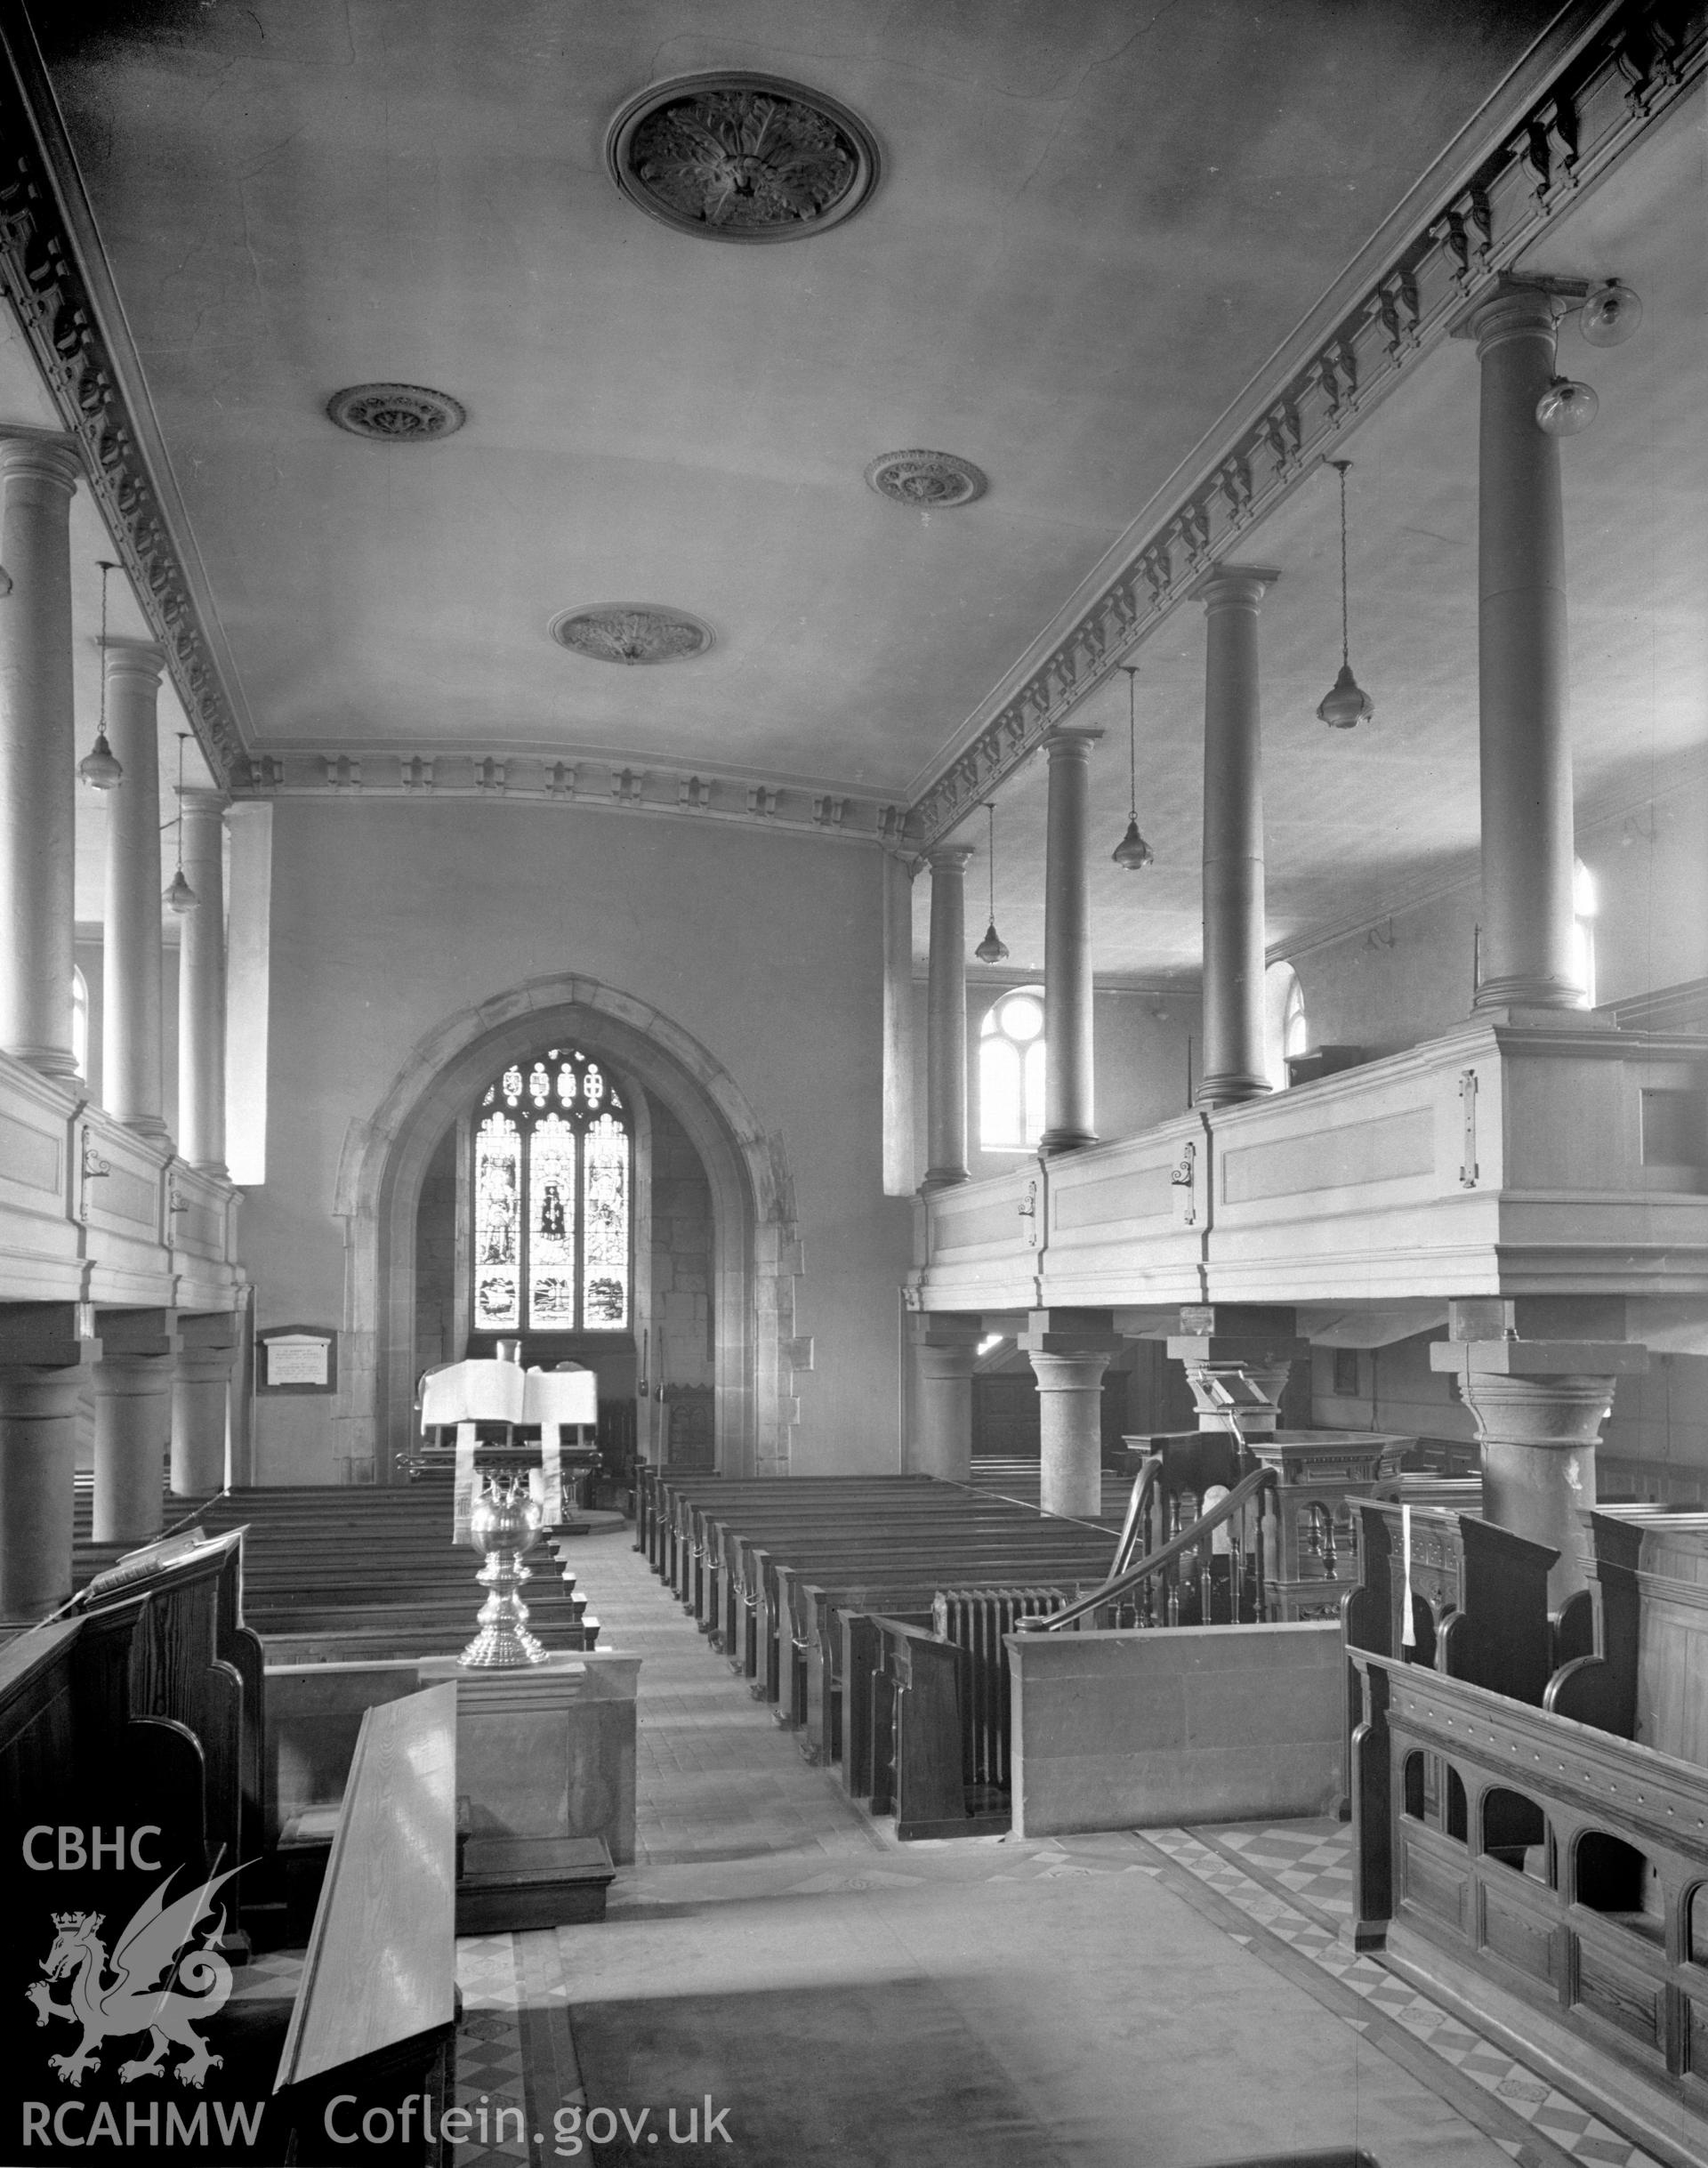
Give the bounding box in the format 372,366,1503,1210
1348,1646,1708,2164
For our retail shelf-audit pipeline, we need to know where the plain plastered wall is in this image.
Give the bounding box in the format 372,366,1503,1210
243,798,914,1481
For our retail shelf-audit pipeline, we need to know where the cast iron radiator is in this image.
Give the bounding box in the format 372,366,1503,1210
931,1585,1066,1796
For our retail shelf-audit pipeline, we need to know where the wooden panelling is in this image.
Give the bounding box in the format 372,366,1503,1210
1575,1935,1665,2055
1400,1826,1469,1935
1052,1163,1172,1229
0,1104,60,1194
1481,1876,1559,1987
1221,1108,1434,1205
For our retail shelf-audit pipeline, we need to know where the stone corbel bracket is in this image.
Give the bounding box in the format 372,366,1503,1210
907,0,1706,847
0,8,252,787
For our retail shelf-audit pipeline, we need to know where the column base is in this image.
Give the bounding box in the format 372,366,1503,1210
1038,1128,1096,1157
1196,1070,1271,1108
920,1166,969,1193
6,1043,80,1079
120,1112,173,1140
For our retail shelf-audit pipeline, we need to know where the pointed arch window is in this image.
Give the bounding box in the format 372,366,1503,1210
471,1048,632,1333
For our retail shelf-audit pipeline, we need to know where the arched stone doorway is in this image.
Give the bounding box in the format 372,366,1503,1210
333,975,802,1483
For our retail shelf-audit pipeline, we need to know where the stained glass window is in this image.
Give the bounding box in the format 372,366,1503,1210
583,1114,631,1330
473,1111,522,1330
469,1049,632,1334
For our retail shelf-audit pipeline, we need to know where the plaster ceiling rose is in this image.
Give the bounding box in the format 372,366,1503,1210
865,450,987,509
606,72,880,243
551,605,713,666
326,383,467,441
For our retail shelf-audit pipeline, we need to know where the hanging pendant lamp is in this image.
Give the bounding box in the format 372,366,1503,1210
973,801,1009,963
77,560,124,789
1317,461,1375,729
1111,665,1154,868
163,732,197,914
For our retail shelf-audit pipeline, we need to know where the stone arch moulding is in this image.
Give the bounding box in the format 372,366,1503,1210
332,973,804,1485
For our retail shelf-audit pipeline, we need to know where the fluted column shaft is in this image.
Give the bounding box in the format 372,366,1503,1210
101,639,170,1135
0,433,82,1076
1196,566,1280,1107
1470,280,1579,1011
1040,726,1100,1155
177,788,229,1173
922,844,974,1191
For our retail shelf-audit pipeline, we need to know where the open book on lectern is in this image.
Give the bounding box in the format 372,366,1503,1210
420,1358,598,1431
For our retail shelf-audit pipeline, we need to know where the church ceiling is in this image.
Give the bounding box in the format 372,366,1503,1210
18,1,1708,975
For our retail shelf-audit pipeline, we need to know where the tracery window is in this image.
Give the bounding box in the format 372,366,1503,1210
979,987,1046,1150
471,1048,632,1333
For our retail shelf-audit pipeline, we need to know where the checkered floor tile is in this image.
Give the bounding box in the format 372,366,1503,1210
1142,1825,1669,2168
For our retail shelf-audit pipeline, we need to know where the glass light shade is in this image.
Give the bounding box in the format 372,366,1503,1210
1580,281,1641,349
1111,816,1154,870
77,730,122,789
1317,661,1374,729
1535,375,1598,436
973,919,1010,965
163,866,197,914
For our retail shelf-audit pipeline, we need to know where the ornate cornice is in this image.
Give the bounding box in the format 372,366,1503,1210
242,747,917,847
906,0,1708,847
0,2,250,789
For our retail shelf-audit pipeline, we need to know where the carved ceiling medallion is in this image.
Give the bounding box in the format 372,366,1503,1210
551,606,713,666
865,450,988,508
607,73,880,243
326,383,467,441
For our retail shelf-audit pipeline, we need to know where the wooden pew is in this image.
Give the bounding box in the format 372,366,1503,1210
1347,1645,1708,2163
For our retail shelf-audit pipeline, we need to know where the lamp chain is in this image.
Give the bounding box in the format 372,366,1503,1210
1337,462,1350,669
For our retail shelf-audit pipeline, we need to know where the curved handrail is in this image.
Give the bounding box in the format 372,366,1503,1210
1111,1455,1164,1578
1016,1463,1277,1634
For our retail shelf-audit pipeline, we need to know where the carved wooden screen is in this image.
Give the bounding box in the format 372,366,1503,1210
471,1049,632,1333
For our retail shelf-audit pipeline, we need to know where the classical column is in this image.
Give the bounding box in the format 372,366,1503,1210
1166,1305,1308,1440
101,640,171,1136
1432,1300,1647,1603
1195,565,1281,1107
922,843,975,1191
1040,725,1100,1155
1021,1310,1119,1519
177,788,230,1173
1466,279,1580,1012
0,1307,98,1617
0,432,82,1077
93,1310,176,1543
909,1314,982,1481
170,1312,240,1495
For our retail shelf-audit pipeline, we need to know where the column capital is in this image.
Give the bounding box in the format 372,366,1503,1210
923,841,975,871
0,429,82,492
177,786,230,818
97,635,168,682
1190,563,1281,611
1041,724,1103,757
1457,274,1564,356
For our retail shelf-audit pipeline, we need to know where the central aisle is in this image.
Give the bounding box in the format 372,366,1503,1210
447,1521,1662,2168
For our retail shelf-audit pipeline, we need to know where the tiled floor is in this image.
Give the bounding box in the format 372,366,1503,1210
1141,1824,1668,2168
432,1523,1680,2168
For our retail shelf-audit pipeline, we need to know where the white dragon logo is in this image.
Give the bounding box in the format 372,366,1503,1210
26,1866,238,2089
